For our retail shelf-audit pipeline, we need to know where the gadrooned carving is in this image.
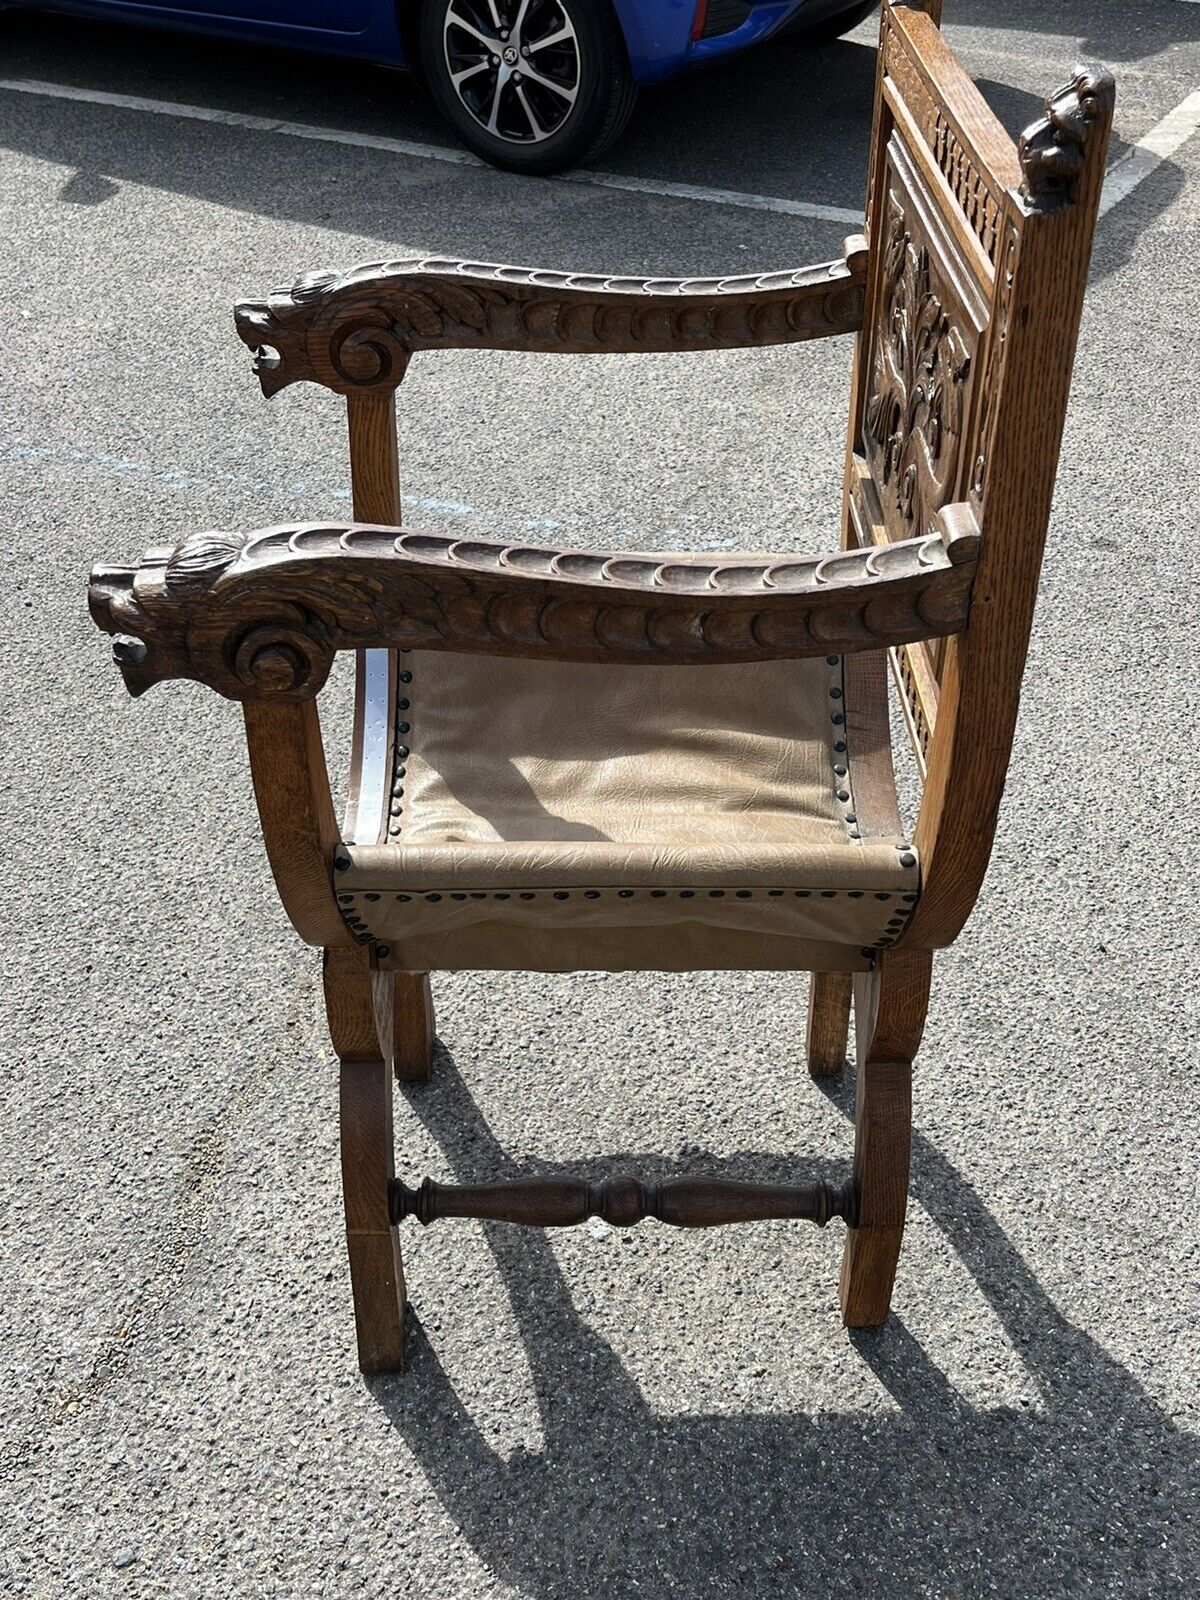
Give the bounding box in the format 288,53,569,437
1018,64,1117,207
864,195,973,541
233,248,869,396
88,516,980,702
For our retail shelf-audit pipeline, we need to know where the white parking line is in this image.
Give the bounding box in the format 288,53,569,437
1099,87,1200,215
0,74,1196,224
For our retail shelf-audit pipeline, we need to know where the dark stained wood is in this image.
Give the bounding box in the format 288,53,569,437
324,944,406,1373
806,972,853,1078
233,245,869,396
86,511,980,699
840,946,932,1326
393,1174,855,1230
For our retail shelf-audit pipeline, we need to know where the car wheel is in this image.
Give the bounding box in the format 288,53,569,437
787,0,879,44
420,0,637,175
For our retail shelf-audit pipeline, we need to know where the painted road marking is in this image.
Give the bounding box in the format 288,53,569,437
1099,87,1200,215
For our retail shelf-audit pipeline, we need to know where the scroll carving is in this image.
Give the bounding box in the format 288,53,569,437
233,248,868,396
864,194,974,541
88,514,980,702
1019,65,1117,207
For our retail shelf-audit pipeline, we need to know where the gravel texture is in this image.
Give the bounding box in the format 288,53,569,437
0,3,1197,1596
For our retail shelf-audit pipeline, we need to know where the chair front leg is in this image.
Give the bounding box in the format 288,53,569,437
806,971,853,1077
324,944,406,1373
840,947,932,1326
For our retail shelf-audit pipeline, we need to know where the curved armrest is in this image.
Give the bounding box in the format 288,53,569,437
88,506,979,702
233,238,868,397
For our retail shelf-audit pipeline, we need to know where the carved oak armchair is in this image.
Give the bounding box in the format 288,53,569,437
87,0,1114,1374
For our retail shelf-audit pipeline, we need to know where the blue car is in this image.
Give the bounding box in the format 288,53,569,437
23,0,878,171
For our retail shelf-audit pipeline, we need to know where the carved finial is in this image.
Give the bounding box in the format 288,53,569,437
1019,64,1116,206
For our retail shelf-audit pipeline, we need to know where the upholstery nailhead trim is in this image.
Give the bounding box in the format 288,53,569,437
387,655,414,841
343,650,922,948
346,888,914,902
338,885,919,951
827,650,917,868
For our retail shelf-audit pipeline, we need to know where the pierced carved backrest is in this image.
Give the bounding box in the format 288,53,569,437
845,0,1114,942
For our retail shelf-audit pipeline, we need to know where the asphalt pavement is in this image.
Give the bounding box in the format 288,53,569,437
1,3,1198,1597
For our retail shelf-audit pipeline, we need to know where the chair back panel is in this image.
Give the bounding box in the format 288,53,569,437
850,3,1019,560
845,0,1115,939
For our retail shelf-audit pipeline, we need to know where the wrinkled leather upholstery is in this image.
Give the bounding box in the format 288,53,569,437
339,650,918,971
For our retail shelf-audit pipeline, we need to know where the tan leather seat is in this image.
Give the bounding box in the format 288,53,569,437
339,649,918,972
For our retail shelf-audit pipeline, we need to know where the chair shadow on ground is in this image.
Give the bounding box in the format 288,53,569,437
369,1049,1193,1598
0,11,1183,283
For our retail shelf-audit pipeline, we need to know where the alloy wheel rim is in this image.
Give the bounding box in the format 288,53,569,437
443,0,581,145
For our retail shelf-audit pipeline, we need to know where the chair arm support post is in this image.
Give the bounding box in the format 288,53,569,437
86,505,978,698
233,240,868,396
242,699,351,947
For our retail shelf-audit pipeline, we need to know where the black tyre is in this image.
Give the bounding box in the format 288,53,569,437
787,0,879,45
420,0,637,175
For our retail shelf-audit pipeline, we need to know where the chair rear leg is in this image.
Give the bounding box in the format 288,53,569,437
393,972,435,1082
806,971,852,1077
840,947,932,1327
324,945,406,1373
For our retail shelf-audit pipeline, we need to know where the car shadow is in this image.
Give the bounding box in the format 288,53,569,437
0,10,1178,280
364,1047,1192,1597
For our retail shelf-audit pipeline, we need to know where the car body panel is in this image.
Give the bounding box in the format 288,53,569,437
19,0,856,85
